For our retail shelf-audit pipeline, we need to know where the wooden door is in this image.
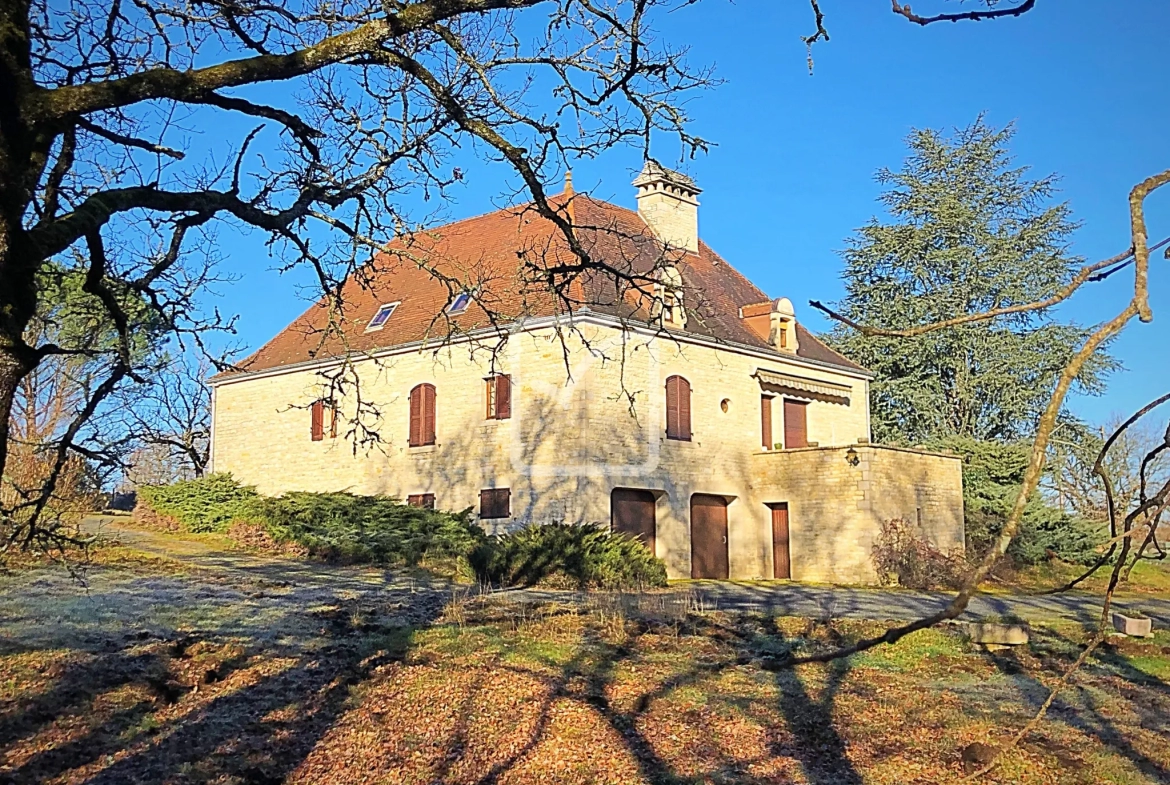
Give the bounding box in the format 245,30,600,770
611,489,656,555
690,494,729,579
783,399,808,448
770,503,791,579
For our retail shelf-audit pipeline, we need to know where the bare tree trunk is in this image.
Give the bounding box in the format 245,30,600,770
0,339,32,491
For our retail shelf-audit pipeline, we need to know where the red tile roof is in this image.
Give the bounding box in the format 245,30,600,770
228,193,865,376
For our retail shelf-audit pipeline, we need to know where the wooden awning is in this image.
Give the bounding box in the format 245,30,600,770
754,369,852,403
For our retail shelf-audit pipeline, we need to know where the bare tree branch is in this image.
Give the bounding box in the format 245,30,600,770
891,0,1037,26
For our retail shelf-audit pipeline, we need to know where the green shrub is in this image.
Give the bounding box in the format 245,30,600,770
138,473,262,533
254,492,483,565
138,474,483,566
472,522,668,590
139,476,669,584
930,436,1105,566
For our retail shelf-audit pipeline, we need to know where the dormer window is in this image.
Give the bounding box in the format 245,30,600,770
661,289,682,325
364,302,400,332
447,291,472,315
652,266,687,329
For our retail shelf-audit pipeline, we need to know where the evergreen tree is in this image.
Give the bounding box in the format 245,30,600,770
827,117,1116,444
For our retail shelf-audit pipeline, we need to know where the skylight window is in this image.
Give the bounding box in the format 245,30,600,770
447,291,473,315
365,302,400,332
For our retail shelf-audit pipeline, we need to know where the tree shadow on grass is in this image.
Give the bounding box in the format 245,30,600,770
759,616,863,785
980,627,1170,783
5,585,872,785
1,590,442,785
425,606,864,785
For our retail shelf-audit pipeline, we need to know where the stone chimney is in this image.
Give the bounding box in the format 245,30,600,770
740,297,800,355
632,161,700,254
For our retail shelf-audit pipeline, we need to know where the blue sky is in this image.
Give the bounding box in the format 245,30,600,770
208,0,1169,426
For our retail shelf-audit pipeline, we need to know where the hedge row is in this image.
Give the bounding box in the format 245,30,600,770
136,474,667,589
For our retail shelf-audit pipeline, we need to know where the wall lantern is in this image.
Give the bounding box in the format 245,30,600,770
845,447,860,467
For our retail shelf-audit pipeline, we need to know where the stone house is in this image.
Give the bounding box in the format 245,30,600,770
209,164,964,583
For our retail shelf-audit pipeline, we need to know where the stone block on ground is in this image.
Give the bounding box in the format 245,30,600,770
1112,612,1153,638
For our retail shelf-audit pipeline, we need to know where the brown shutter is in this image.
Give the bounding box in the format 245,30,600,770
496,375,511,419
408,493,436,509
409,385,422,446
480,488,510,518
761,395,772,450
678,378,691,440
329,402,338,439
310,400,324,441
783,399,808,449
665,376,680,439
423,384,436,444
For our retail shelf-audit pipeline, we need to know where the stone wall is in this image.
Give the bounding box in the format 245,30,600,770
212,320,897,581
750,445,965,583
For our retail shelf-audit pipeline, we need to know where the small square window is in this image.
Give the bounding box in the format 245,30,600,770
407,493,436,510
447,291,472,315
365,302,400,332
479,488,511,519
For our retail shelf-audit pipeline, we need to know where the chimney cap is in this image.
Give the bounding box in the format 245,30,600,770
632,160,702,195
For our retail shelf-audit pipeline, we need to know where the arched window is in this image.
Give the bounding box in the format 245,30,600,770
665,375,692,441
409,383,436,446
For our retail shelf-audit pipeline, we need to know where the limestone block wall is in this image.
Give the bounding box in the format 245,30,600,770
749,445,965,584
211,319,876,581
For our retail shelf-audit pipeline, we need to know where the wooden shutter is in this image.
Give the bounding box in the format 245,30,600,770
665,376,690,440
329,402,338,439
310,400,324,441
665,376,679,438
496,375,511,419
408,385,422,446
783,399,808,449
761,395,772,450
422,383,436,444
407,493,435,509
480,488,510,518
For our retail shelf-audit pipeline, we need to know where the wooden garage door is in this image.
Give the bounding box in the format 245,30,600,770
770,503,791,580
611,489,656,555
690,494,729,579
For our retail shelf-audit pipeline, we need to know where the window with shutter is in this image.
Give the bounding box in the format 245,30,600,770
783,398,808,449
479,488,511,519
409,383,436,446
485,374,512,420
423,383,436,444
761,395,773,450
407,493,436,509
665,375,692,440
496,375,511,419
310,400,324,441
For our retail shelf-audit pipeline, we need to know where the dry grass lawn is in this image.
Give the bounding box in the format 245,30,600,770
0,545,1168,784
